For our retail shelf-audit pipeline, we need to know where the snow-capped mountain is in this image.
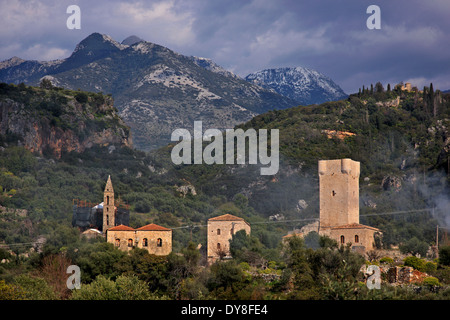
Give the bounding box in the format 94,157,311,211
245,67,347,105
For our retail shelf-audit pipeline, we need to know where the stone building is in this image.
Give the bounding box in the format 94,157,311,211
285,159,381,253
207,214,251,263
319,158,381,252
106,223,172,255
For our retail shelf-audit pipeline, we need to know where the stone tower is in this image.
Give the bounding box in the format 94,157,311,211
318,158,360,229
103,175,115,233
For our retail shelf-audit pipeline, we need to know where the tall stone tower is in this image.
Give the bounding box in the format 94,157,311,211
318,158,360,229
103,175,115,233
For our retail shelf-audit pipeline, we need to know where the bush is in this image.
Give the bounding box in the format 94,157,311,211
70,275,157,300
75,92,88,104
422,276,440,287
379,257,394,264
403,256,426,272
424,261,437,273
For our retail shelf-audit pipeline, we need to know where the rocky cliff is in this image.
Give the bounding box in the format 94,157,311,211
0,82,132,158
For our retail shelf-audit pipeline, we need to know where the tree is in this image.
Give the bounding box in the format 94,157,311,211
375,82,384,93
207,260,246,294
36,253,73,299
439,245,450,266
114,248,168,293
75,92,88,104
73,242,126,283
229,229,265,266
40,78,53,90
399,237,429,257
14,275,58,300
282,236,319,299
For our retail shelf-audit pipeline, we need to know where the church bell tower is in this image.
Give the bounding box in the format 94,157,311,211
103,175,115,233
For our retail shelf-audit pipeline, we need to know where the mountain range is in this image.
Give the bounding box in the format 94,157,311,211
0,33,346,150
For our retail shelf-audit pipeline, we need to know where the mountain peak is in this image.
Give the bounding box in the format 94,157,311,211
0,56,26,70
72,33,127,54
121,35,144,46
56,33,126,72
245,67,347,105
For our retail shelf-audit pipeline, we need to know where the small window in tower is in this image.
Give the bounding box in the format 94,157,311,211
340,235,345,244
107,196,110,205
157,238,162,247
355,235,359,243
217,243,221,250
332,190,336,196
106,215,109,225
217,228,221,235
143,238,148,247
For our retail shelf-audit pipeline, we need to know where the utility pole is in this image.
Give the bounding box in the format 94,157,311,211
436,224,439,249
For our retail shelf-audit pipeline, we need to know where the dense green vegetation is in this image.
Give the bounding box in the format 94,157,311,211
0,81,449,300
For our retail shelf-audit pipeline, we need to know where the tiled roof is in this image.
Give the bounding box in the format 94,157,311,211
208,214,245,221
108,224,135,231
136,223,171,231
330,223,380,231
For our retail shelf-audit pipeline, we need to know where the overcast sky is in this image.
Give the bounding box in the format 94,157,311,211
1,0,450,93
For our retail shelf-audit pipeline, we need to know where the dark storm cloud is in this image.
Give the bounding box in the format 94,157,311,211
1,0,449,93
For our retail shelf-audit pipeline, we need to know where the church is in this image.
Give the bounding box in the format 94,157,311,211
72,175,172,255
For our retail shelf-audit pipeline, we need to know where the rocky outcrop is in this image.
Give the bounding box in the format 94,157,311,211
0,84,132,158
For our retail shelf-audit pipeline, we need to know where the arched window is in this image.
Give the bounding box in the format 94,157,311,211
217,243,221,250
157,238,162,247
128,239,133,247
107,196,110,205
217,229,221,235
106,215,109,225
142,238,148,247
340,235,345,244
115,239,120,247
355,235,359,243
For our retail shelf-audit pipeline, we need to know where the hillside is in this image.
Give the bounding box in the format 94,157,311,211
157,83,449,248
0,82,449,301
0,33,298,151
0,82,131,158
0,82,448,254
